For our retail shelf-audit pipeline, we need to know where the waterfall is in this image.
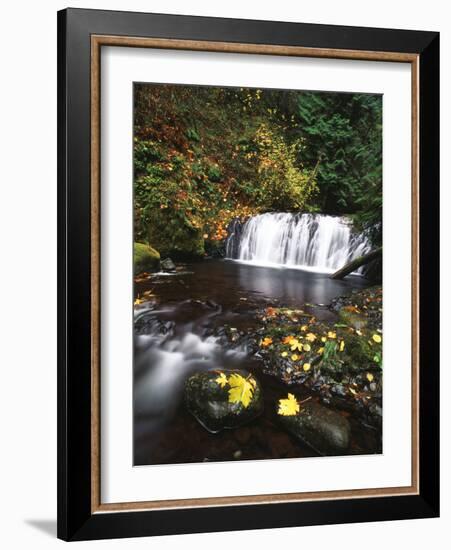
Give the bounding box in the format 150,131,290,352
225,213,372,274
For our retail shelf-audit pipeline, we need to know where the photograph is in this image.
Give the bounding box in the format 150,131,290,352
132,83,384,466
53,5,440,541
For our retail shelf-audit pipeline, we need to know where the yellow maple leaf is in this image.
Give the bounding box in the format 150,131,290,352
281,351,288,358
328,331,337,339
366,373,374,382
305,333,317,342
261,337,273,347
134,297,143,306
215,372,228,388
291,354,299,361
228,373,255,408
278,393,300,416
321,336,327,343
300,325,308,332
282,335,296,345
318,347,324,354
290,339,303,352
372,334,382,343
339,340,345,352
303,343,311,352
303,363,311,372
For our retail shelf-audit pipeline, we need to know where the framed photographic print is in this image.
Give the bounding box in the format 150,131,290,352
57,8,439,541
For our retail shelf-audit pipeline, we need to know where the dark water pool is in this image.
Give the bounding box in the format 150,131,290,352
140,259,368,311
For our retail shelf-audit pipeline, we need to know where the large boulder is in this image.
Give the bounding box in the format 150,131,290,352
278,399,351,455
185,370,263,433
133,242,160,274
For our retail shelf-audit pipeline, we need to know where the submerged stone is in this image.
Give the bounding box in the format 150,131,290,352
278,400,351,455
185,370,263,433
160,257,177,272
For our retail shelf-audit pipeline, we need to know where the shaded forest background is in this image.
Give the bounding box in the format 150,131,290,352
134,84,382,259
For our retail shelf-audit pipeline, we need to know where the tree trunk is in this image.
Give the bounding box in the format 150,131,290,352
330,247,382,280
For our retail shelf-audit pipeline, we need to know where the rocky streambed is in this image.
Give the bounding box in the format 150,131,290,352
133,259,382,465
217,286,383,430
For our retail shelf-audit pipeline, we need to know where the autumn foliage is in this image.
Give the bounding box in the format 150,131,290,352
133,85,318,257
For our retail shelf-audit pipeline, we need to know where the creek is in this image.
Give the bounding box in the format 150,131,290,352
134,253,380,465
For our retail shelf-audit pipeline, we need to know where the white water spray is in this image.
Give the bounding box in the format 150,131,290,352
226,213,371,273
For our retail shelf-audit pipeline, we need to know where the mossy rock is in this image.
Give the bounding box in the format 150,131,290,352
319,332,377,375
133,242,160,275
338,306,368,330
185,370,263,433
278,400,350,455
147,209,205,260
342,333,376,371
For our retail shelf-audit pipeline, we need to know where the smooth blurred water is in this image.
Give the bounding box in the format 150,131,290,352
133,260,371,465
226,213,371,273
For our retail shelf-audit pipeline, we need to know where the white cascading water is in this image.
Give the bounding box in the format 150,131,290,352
134,305,248,420
226,212,371,274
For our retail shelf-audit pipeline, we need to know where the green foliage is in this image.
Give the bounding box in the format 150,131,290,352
147,208,205,260
206,163,222,182
294,92,382,218
319,340,343,373
250,123,317,210
186,127,200,142
343,333,376,368
133,84,382,255
323,340,338,362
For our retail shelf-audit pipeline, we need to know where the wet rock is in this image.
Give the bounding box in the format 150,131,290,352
224,218,243,258
278,400,351,455
185,370,263,433
368,402,383,421
134,311,173,337
331,384,347,397
160,257,177,272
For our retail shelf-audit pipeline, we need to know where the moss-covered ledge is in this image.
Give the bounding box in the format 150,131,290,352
134,242,160,275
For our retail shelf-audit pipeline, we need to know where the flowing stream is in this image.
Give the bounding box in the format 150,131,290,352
134,212,379,465
134,259,378,466
226,213,371,273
